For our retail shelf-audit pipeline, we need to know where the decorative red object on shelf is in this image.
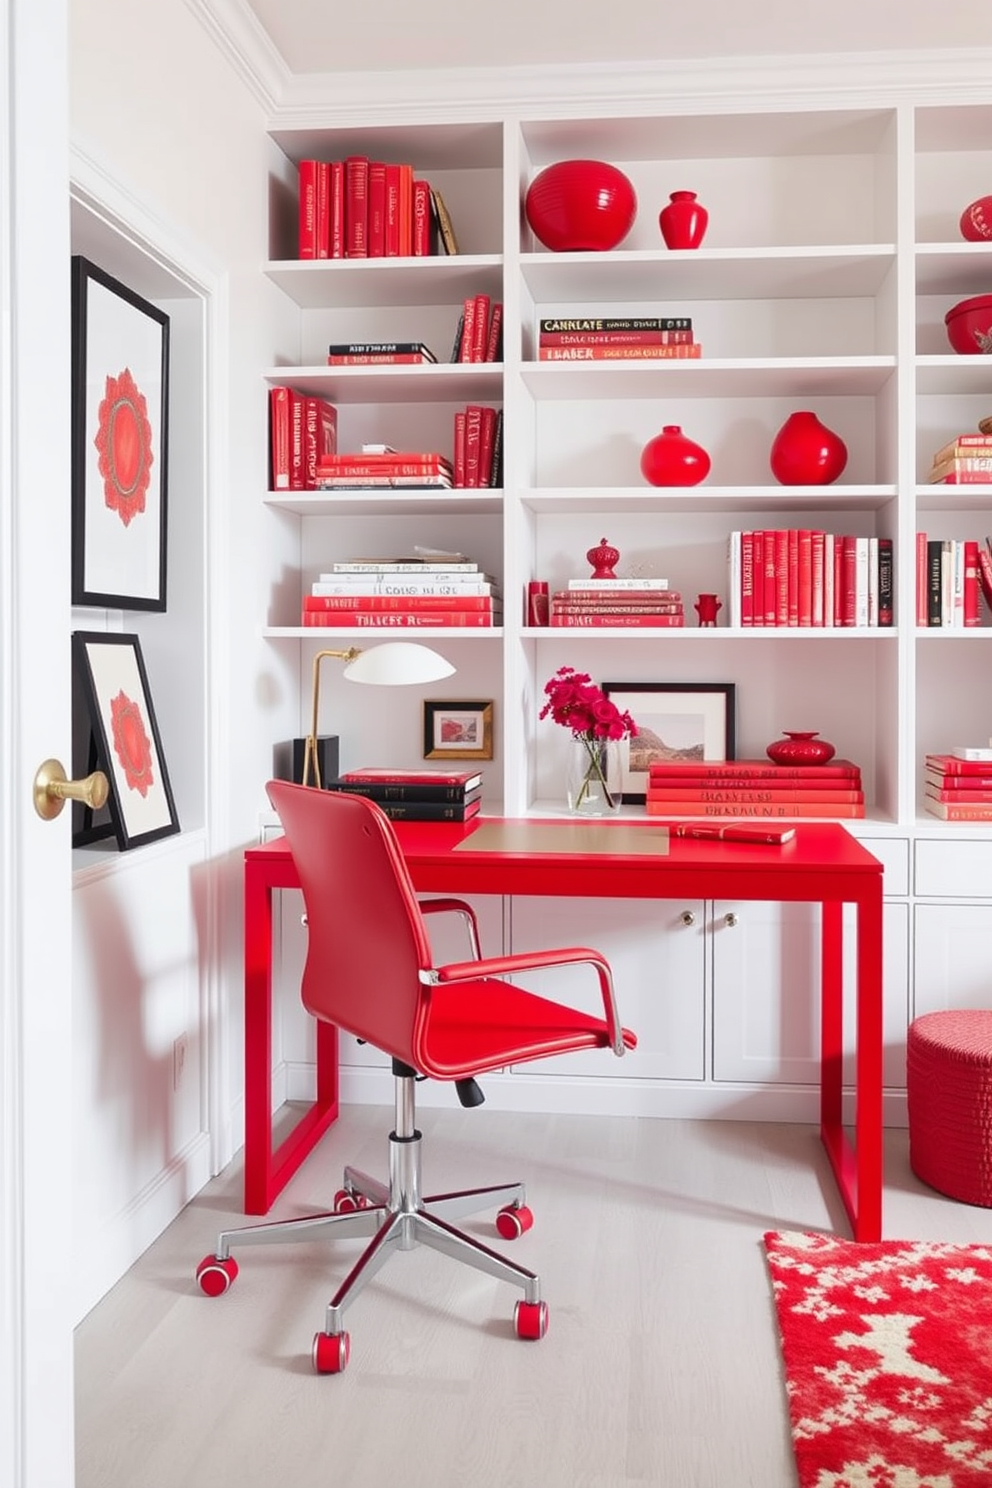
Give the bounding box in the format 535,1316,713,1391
944,294,992,356
694,593,722,626
959,195,992,242
524,160,637,252
658,190,708,249
586,537,620,578
769,411,848,485
766,731,837,765
640,425,711,486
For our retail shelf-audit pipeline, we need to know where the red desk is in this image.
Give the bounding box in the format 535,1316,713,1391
244,818,884,1239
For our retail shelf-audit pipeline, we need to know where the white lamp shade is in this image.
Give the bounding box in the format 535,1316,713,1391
343,642,455,686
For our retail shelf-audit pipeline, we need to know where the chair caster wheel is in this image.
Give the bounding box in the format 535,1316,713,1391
195,1254,238,1296
514,1299,548,1340
333,1188,359,1213
313,1330,350,1374
496,1203,534,1240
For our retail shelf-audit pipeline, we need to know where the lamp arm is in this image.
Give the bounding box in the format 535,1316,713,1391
304,647,362,788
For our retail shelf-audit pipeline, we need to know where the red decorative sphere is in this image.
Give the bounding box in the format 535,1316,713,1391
640,425,711,487
659,190,709,250
525,160,637,252
959,196,992,242
766,731,836,765
945,294,992,356
770,411,848,485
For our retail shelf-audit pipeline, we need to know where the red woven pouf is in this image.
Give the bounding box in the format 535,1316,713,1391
907,1009,992,1206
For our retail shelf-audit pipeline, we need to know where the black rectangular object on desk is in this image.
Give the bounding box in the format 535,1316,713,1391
273,736,340,787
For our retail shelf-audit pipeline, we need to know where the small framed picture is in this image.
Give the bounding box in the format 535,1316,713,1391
423,699,494,760
601,682,736,802
71,255,170,610
72,631,180,850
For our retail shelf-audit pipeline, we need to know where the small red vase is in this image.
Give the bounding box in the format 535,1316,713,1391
959,195,992,242
770,411,848,486
640,425,711,486
658,191,708,250
766,731,836,765
586,537,620,578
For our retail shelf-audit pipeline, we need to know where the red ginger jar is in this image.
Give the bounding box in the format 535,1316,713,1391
766,731,836,765
770,411,847,486
658,191,708,249
640,425,711,486
525,160,637,252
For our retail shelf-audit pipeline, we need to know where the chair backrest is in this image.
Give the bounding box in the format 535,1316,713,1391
266,780,435,1067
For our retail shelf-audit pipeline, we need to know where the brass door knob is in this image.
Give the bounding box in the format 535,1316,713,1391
33,758,109,821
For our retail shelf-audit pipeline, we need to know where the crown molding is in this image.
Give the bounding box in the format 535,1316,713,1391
184,0,289,112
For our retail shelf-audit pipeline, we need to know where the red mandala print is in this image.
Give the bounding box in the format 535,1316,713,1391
94,367,154,527
110,691,155,797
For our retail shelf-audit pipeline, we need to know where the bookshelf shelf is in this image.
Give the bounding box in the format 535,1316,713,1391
264,254,504,310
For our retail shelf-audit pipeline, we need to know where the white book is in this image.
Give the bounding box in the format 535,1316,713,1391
953,538,965,628
312,580,497,597
952,745,992,760
823,532,835,627
854,537,870,627
941,538,954,626
867,536,878,626
326,562,483,574
727,530,741,628
566,576,668,590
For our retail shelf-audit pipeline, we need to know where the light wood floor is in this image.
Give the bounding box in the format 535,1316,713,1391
74,1106,992,1488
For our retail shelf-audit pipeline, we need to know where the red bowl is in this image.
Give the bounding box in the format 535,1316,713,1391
945,294,992,355
525,160,637,252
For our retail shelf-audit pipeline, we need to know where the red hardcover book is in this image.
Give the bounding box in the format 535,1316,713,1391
925,785,992,804
458,297,476,364
840,535,858,626
297,159,318,258
925,753,992,776
316,456,451,478
302,610,497,628
315,161,331,258
964,540,981,625
305,594,498,613
398,164,414,256
485,304,503,362
325,353,435,365
925,769,992,791
915,531,928,626
775,529,789,627
751,530,765,626
367,161,387,257
538,329,695,346
798,529,812,626
269,386,291,489
453,411,467,485
471,295,490,363
739,531,754,626
329,161,345,258
412,179,433,255
537,344,702,361
549,613,685,627
761,530,777,625
931,471,992,484
288,390,306,491
384,164,401,256
810,529,825,626
978,542,992,610
303,397,338,488
647,759,861,780
463,405,483,487
928,455,992,482
673,824,797,844
924,800,992,821
551,600,684,613
478,405,497,486
559,585,677,598
344,155,369,258
645,785,864,804
341,766,484,788
645,799,865,819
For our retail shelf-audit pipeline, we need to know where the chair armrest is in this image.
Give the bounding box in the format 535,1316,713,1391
437,947,625,1057
419,897,482,961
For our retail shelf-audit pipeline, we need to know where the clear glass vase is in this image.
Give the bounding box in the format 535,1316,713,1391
566,736,622,816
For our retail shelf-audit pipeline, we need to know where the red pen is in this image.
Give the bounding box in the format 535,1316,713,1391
673,823,796,845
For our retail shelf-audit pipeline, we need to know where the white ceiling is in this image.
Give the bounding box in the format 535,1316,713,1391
239,0,992,75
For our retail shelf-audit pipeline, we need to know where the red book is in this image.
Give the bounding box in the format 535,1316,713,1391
931,471,992,484
453,411,467,485
303,397,338,488
931,433,992,464
325,353,434,365
551,600,684,613
485,304,503,362
647,760,861,780
916,531,928,626
925,753,992,776
471,295,490,362
412,179,433,255
344,155,369,258
329,161,345,258
557,588,680,601
673,824,797,844
925,786,992,804
269,386,291,489
341,767,483,787
478,405,497,485
752,531,766,626
549,613,685,627
304,594,497,612
978,543,992,610
964,540,981,626
316,455,451,479
458,297,476,364
810,530,825,626
924,801,992,821
539,329,695,346
739,531,754,626
798,529,812,626
302,610,497,628
297,159,318,258
367,161,387,257
315,161,331,258
925,770,992,791
645,785,864,804
537,344,702,361
833,533,844,625
398,164,414,256
775,529,789,627
384,164,401,256
645,799,865,819
841,535,858,626
463,405,483,487
289,390,306,491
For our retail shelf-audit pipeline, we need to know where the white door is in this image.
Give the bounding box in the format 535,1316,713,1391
0,2,77,1485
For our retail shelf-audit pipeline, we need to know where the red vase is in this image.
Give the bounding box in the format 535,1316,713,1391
766,731,837,765
640,425,711,486
658,191,708,250
525,160,637,252
770,411,848,486
959,195,992,242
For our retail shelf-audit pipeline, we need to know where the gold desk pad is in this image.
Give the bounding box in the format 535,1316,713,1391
454,822,670,856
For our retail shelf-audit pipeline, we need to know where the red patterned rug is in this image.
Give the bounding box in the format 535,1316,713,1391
764,1230,992,1487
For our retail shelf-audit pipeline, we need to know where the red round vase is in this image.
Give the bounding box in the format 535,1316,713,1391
770,411,848,485
959,195,992,242
640,425,711,486
525,160,637,252
658,190,708,249
766,731,836,765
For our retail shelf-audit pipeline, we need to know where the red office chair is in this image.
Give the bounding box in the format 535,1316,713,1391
197,780,636,1374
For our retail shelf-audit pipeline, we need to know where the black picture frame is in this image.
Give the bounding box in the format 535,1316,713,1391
72,631,180,851
601,682,737,802
71,255,170,610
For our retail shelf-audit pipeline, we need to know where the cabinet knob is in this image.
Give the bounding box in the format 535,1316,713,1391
679,910,696,927
724,911,739,928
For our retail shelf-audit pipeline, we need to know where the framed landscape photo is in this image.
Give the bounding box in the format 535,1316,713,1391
601,682,736,802
72,631,180,851
423,699,494,760
71,255,170,610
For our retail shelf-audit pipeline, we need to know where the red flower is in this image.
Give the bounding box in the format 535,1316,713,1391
110,690,155,797
539,666,637,742
94,366,155,528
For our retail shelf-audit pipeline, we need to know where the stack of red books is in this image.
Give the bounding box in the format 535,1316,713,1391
314,449,452,490
924,753,992,822
644,759,865,819
550,579,683,628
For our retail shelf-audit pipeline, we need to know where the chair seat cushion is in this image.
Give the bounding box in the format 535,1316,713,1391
419,977,637,1079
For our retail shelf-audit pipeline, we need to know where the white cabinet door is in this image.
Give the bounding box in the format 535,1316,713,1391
508,896,706,1080
914,903,992,1017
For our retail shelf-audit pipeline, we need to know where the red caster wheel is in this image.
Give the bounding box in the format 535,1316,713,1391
514,1299,549,1340
496,1204,534,1240
195,1254,238,1297
333,1188,359,1213
313,1330,350,1374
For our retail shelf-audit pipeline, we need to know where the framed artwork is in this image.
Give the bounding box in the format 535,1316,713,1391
600,682,736,802
423,699,494,760
71,255,170,610
72,631,180,851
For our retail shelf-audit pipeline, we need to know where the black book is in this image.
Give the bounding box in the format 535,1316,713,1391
488,408,503,488
326,341,436,360
877,537,894,626
926,540,942,627
325,780,482,804
373,800,481,822
448,311,465,363
539,316,692,333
